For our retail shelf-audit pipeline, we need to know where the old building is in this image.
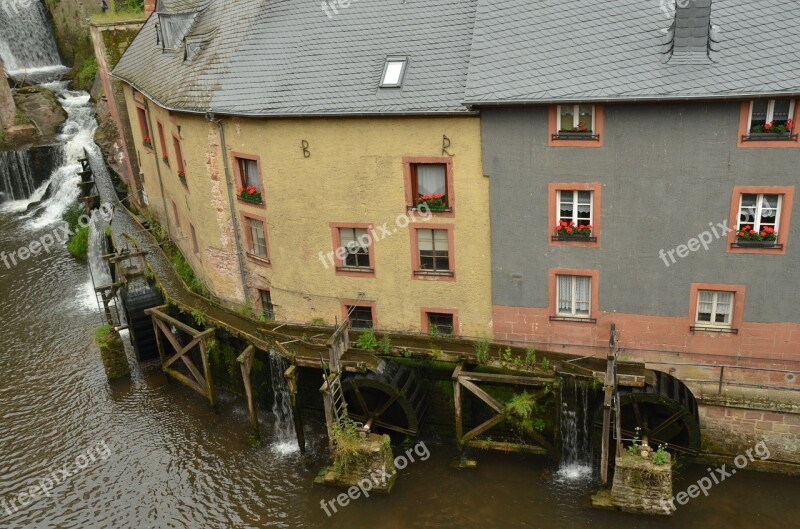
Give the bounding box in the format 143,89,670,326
468,0,799,364
112,0,491,335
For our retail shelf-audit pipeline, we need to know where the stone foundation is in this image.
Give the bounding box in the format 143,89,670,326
611,451,673,516
316,432,397,494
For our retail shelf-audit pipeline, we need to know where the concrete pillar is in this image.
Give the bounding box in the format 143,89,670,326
0,57,16,130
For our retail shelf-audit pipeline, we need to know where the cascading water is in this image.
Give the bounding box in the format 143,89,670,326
88,209,113,288
0,150,38,202
557,377,593,480
269,350,299,455
0,0,66,80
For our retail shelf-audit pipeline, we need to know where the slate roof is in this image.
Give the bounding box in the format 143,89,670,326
112,0,478,116
465,0,800,104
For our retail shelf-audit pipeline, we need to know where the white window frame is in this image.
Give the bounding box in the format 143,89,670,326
737,193,782,232
556,275,591,318
747,99,796,130
380,57,407,88
556,104,595,132
695,291,733,328
247,218,268,258
557,190,593,226
339,227,371,269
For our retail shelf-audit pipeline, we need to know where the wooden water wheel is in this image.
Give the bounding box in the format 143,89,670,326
341,361,428,436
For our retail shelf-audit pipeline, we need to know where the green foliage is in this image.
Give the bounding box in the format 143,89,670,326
507,391,536,419
311,317,327,326
525,347,536,368
652,444,669,466
190,308,207,327
169,248,210,297
14,112,32,126
127,0,145,10
627,427,642,455
94,324,112,348
427,324,441,338
501,346,513,368
356,329,378,350
379,333,392,354
75,57,98,90
63,204,84,234
474,338,490,365
430,344,443,359
540,357,551,371
144,215,169,243
330,418,362,476
67,226,89,260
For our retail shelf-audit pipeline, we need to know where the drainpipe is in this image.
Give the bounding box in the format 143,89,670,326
207,113,249,304
143,99,174,240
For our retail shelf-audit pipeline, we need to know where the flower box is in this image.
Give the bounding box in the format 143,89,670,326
735,239,776,247
239,186,263,205
554,220,593,240
162,155,170,165
552,234,597,242
415,194,447,212
178,176,187,186
143,137,153,149
745,132,795,141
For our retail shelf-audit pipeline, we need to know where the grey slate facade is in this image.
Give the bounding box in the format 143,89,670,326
483,102,799,323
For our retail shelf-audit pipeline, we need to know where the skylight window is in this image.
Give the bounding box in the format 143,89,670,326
380,58,407,87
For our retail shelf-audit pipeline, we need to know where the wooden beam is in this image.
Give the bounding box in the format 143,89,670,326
199,337,216,410
465,440,550,455
146,307,214,338
461,414,506,442
237,345,259,441
458,371,557,386
453,363,464,443
164,367,207,397
459,379,505,414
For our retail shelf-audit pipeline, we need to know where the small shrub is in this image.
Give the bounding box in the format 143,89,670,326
63,204,84,234
652,444,669,466
190,308,207,327
540,357,551,371
356,329,378,350
311,317,327,326
75,57,98,89
507,391,536,420
501,346,513,367
627,427,642,455
330,418,362,476
94,325,112,348
67,225,89,260
525,347,536,368
379,334,392,354
474,338,490,365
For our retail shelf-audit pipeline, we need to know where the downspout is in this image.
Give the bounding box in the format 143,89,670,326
143,99,174,239
207,113,249,304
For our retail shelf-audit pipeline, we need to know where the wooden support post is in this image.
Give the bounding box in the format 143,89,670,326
453,363,464,445
320,377,335,452
199,337,216,411
237,345,259,441
284,364,306,454
600,324,617,485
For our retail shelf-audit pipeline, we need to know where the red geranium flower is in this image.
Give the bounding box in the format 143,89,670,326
764,123,772,130
566,227,573,233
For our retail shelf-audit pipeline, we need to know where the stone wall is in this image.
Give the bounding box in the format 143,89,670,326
0,58,15,130
699,402,800,470
611,452,673,516
43,0,93,68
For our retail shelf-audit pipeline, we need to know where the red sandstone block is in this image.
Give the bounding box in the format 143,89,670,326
744,411,763,420
755,421,773,431
783,414,800,426
704,406,725,418
789,425,800,434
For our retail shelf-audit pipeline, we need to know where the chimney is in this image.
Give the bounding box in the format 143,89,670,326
145,0,157,18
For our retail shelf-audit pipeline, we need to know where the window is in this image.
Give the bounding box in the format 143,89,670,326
411,164,448,209
403,157,454,213
747,99,795,133
427,312,454,336
172,200,180,228
557,104,595,133
190,224,199,254
380,58,407,87
259,289,274,321
246,217,268,259
347,305,374,330
173,135,185,176
558,190,593,227
417,229,450,273
339,227,371,269
157,122,168,162
136,107,150,143
556,275,591,318
695,291,733,327
738,194,781,233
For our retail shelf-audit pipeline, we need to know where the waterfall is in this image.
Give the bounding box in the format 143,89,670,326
88,209,113,288
269,351,299,455
0,0,66,81
0,150,37,202
557,377,593,480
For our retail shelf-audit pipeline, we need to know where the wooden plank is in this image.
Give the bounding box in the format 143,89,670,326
164,367,207,397
237,345,259,439
459,379,504,414
458,371,556,386
453,363,464,443
146,307,214,338
465,440,549,455
199,338,216,409
461,414,505,442
451,363,464,381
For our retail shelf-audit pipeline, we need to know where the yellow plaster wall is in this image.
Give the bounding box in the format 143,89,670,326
124,89,492,336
